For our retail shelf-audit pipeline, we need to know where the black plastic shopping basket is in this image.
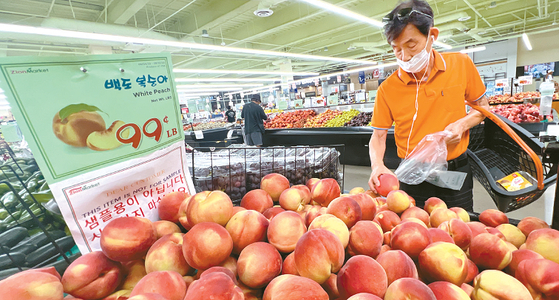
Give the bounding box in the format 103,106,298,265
467,104,557,213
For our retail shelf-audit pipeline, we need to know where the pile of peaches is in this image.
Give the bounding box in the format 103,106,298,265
2,173,558,300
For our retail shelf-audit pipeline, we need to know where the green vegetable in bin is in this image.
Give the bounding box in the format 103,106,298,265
1,191,17,209
29,192,54,204
38,181,49,192
0,227,28,248
25,178,39,193
0,208,8,220
0,183,11,194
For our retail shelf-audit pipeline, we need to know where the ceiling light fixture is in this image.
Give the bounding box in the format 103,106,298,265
460,45,486,53
488,1,497,8
175,78,279,82
298,0,452,50
201,30,209,37
0,23,375,65
522,33,532,51
176,87,244,92
176,84,264,88
227,62,399,96
458,16,471,21
173,69,319,76
177,92,219,97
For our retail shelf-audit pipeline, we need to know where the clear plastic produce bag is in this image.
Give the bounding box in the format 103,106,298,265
395,131,451,185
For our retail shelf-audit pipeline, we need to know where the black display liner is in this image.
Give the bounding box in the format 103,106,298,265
263,127,400,168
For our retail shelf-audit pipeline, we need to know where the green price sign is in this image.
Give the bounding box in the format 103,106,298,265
328,94,339,106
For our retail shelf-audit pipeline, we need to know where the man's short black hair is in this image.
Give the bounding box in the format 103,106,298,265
383,0,434,44
251,94,261,103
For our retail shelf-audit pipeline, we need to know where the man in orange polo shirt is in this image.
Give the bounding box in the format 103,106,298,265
368,0,490,210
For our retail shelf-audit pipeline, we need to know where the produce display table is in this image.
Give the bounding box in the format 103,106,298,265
263,127,400,168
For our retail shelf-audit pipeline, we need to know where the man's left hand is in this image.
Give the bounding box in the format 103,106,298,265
444,121,465,145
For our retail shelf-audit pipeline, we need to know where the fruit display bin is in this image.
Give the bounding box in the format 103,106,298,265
0,142,80,280
264,127,400,168
187,145,345,204
467,113,557,212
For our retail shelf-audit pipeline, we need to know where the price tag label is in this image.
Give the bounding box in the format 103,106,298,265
518,75,533,86
495,79,509,88
328,94,339,106
194,130,204,139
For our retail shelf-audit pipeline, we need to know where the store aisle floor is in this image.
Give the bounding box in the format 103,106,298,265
343,165,554,223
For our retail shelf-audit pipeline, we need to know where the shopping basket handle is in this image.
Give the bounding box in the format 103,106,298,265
468,102,544,190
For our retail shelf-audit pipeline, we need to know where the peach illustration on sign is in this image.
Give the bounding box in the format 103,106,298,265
53,104,129,151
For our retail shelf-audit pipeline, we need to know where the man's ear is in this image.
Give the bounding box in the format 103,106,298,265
430,27,440,41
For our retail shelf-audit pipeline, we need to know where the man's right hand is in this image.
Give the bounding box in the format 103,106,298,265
368,164,395,194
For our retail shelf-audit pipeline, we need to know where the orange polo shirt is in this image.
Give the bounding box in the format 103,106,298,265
371,50,486,161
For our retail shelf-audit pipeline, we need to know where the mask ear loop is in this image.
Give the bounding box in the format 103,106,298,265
405,36,433,158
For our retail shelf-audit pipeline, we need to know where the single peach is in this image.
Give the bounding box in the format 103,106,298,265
261,173,290,202
267,211,307,253
237,242,282,289
337,255,388,299
376,250,419,286
240,189,274,213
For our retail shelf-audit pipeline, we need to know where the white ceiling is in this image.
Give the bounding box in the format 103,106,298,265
0,0,558,82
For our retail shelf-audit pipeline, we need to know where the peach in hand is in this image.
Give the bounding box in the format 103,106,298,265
376,174,399,197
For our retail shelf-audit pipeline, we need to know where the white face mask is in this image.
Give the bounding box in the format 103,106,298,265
397,36,433,73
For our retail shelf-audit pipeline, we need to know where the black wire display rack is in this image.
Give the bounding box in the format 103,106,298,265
187,145,345,205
